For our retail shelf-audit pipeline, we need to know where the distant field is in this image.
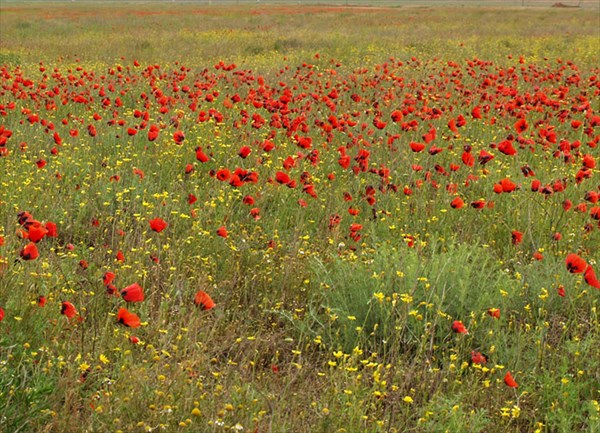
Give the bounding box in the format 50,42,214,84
1,3,598,70
1,3,599,433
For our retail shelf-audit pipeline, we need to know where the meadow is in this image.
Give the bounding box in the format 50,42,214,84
0,3,599,432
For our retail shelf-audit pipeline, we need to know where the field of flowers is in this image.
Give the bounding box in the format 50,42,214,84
0,4,599,433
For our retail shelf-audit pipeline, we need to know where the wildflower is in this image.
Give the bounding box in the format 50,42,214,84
121,283,145,302
149,218,168,233
194,291,216,310
116,308,141,328
504,371,518,388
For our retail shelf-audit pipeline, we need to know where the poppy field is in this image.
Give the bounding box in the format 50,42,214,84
0,4,599,433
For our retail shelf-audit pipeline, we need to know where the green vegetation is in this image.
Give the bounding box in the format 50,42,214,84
0,4,599,433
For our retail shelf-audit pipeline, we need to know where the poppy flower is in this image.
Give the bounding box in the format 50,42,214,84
461,151,475,166
511,230,523,246
216,169,231,181
45,221,58,237
173,130,185,144
216,226,228,238
149,217,167,233
116,307,141,328
557,285,566,297
238,146,251,158
451,320,468,334
565,253,587,274
450,197,464,209
130,336,140,344
514,118,528,133
194,290,216,310
499,178,517,193
121,283,145,302
498,140,517,156
409,142,425,153
0,307,4,322
487,308,501,319
116,250,125,262
148,125,160,141
20,242,39,260
275,171,291,185
61,301,78,319
103,271,116,286
478,150,494,164
28,223,48,243
38,296,47,307
584,266,600,289
470,351,488,365
470,200,485,209
504,371,518,388
195,147,210,163
133,168,145,179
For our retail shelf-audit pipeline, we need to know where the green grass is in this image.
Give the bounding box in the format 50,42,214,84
0,3,599,433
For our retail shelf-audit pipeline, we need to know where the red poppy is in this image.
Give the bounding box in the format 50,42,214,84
584,266,600,289
498,140,517,156
149,218,167,233
409,142,425,153
148,124,160,141
103,271,116,286
475,150,493,166
557,285,566,297
451,320,468,334
511,230,523,246
216,226,228,238
504,371,518,388
117,307,141,328
450,197,465,209
38,296,47,307
28,222,48,243
121,283,145,302
565,253,587,274
0,307,4,322
275,171,291,185
127,127,138,136
238,146,251,159
173,130,185,144
461,151,475,166
61,301,78,319
116,250,125,262
470,200,485,209
194,290,216,310
133,168,145,179
487,308,501,319
195,147,210,163
130,336,140,344
514,118,528,133
470,351,487,365
20,242,39,260
45,221,58,237
216,169,231,181
499,178,517,193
